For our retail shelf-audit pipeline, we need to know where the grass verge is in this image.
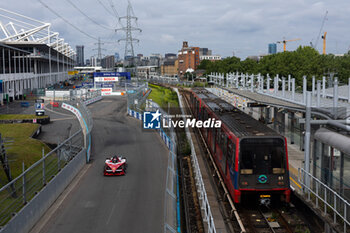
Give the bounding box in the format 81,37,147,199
148,83,179,109
0,123,51,184
0,114,47,120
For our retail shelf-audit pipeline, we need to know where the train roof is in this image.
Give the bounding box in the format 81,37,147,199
192,88,282,137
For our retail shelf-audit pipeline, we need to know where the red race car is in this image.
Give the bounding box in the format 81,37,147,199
104,156,127,176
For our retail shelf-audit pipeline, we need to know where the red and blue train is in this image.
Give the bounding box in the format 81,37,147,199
189,88,291,203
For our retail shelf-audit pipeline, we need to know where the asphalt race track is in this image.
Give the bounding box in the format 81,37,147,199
35,96,168,233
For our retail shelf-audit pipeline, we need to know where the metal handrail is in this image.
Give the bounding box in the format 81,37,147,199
0,129,82,193
298,167,350,232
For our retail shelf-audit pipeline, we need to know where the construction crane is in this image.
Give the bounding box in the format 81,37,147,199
277,38,301,52
311,11,328,50
322,32,327,54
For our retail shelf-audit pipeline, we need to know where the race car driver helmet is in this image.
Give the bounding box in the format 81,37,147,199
112,156,118,163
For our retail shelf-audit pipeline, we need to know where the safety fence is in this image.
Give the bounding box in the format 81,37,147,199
0,129,83,228
298,167,350,232
127,107,178,233
127,83,179,233
0,84,98,230
174,88,217,233
53,87,97,162
208,73,350,118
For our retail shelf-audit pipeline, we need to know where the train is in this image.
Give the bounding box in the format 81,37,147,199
188,88,291,203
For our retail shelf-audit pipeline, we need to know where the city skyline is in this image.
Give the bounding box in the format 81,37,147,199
0,0,349,60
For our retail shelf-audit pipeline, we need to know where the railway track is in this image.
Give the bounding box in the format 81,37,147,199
179,88,318,233
239,205,296,233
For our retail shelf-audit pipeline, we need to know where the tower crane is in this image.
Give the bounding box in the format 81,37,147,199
311,11,328,50
277,38,301,52
322,32,327,55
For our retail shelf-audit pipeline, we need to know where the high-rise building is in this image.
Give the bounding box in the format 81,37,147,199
268,43,277,54
115,52,120,62
178,41,200,77
76,45,84,66
90,56,97,67
101,55,115,69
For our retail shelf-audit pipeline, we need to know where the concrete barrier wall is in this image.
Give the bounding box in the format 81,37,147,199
0,148,87,233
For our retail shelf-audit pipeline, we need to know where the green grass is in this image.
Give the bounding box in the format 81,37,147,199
0,124,51,183
0,114,47,120
148,83,179,109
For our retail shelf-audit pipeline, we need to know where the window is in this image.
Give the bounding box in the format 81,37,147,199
240,138,285,175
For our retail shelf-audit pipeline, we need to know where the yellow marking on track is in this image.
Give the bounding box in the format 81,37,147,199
290,176,302,189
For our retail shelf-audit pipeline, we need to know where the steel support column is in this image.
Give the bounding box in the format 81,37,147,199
304,91,312,190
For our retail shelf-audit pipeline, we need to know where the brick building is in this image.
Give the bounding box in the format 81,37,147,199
178,41,199,77
161,59,178,76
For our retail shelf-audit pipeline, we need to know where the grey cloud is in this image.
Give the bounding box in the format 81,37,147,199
0,0,349,58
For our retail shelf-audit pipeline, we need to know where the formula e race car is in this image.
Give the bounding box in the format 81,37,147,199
104,156,127,176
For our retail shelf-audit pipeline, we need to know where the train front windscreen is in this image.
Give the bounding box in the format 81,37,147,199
239,138,286,176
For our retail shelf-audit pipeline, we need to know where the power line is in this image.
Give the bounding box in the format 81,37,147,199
38,0,98,40
96,0,115,17
107,0,120,19
65,0,114,31
38,0,115,43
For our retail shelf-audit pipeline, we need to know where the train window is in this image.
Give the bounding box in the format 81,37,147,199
239,138,286,175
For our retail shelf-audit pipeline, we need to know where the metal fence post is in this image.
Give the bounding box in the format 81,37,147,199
333,78,338,119
42,147,46,185
316,181,319,208
324,187,327,214
292,78,295,100
317,80,321,107
303,76,307,104
304,92,311,192
22,161,26,204
322,76,326,98
288,74,291,91
57,147,61,171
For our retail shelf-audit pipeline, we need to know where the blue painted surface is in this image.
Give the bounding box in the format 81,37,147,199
176,168,181,233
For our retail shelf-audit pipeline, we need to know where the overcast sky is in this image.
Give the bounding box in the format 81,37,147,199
0,0,349,60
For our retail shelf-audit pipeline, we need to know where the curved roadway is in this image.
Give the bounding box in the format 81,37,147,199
35,96,168,233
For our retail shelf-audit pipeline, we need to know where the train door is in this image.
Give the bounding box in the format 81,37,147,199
215,128,220,154
211,128,216,154
220,131,227,175
228,140,236,189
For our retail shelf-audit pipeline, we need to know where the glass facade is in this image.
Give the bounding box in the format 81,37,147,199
268,43,277,54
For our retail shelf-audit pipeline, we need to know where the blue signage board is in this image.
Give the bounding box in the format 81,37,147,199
93,72,131,80
93,72,119,77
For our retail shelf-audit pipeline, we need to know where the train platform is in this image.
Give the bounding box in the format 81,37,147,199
286,143,304,193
